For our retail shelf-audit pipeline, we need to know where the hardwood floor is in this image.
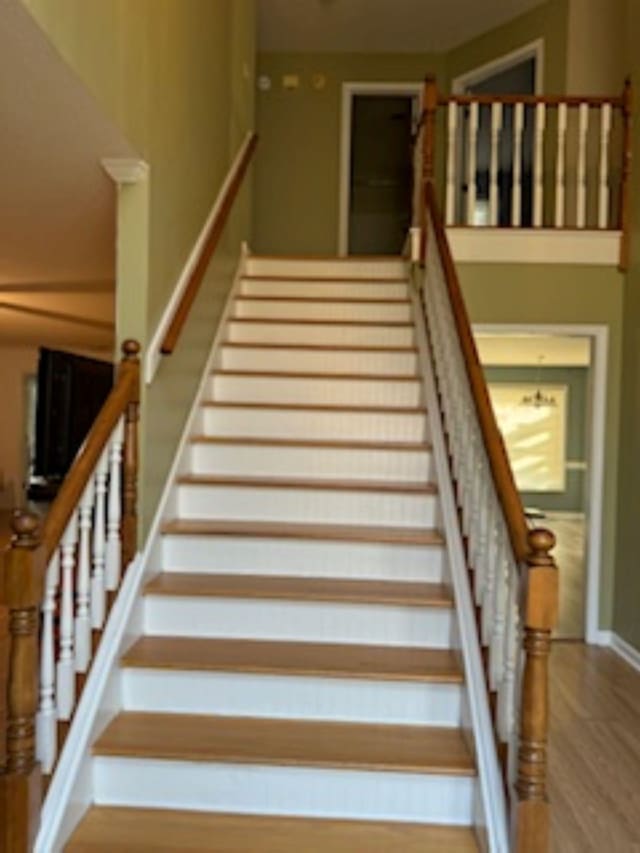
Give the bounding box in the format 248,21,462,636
550,642,640,852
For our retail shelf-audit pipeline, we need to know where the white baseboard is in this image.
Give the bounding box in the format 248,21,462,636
590,630,640,673
610,633,640,673
145,131,255,384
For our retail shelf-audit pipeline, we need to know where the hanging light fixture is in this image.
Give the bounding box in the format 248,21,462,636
520,355,557,408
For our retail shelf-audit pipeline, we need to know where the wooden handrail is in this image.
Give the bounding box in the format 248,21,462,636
41,340,140,564
160,133,259,356
439,93,624,108
424,181,529,562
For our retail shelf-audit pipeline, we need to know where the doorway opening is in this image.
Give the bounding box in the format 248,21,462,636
452,40,544,226
474,325,607,643
339,83,421,256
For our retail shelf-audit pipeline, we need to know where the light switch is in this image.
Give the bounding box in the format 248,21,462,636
282,74,300,90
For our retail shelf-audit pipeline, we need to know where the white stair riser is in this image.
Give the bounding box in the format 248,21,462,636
233,299,412,323
161,535,447,582
176,484,438,527
93,757,475,825
201,406,429,442
240,280,409,300
227,321,415,347
219,346,418,376
246,258,407,278
188,444,433,482
122,669,463,726
144,598,454,648
210,375,422,408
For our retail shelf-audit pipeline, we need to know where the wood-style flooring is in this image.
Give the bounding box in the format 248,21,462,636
550,641,640,852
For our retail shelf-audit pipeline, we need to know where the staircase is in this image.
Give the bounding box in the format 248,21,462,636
64,255,481,851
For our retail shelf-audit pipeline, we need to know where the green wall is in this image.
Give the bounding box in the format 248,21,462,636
22,0,256,533
485,366,588,513
252,52,444,255
459,263,624,631
614,0,640,651
253,1,570,255
445,0,569,93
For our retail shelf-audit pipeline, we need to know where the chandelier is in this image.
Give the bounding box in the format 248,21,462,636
520,356,557,408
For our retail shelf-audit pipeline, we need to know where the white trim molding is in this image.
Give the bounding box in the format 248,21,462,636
452,38,545,95
101,158,149,184
338,82,422,257
610,633,640,673
144,131,255,385
473,323,609,646
449,228,621,266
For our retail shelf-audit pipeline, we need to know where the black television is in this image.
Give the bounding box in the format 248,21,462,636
30,348,113,500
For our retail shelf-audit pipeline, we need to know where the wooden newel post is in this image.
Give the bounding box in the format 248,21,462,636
422,74,439,185
619,76,632,272
0,512,46,853
515,528,559,853
120,339,140,570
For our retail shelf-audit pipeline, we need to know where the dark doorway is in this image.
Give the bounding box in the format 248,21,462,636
348,95,415,255
461,57,537,225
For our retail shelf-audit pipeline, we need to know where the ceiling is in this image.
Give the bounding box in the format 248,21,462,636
258,0,545,54
475,335,591,367
0,0,135,349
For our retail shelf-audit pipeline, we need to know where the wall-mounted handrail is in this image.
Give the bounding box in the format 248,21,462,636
0,339,140,852
160,133,258,356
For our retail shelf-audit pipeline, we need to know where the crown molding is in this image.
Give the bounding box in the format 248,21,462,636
101,158,149,184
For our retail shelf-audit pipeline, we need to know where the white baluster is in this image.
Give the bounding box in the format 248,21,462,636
555,102,568,227
36,551,60,774
489,533,508,691
598,103,612,229
511,102,524,226
497,567,520,743
446,102,458,225
489,102,503,226
105,418,124,591
57,514,78,720
533,102,546,227
576,103,589,228
75,479,94,673
466,102,479,225
92,448,109,629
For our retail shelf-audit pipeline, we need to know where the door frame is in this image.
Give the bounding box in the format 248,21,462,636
452,38,545,95
473,322,608,645
338,82,422,257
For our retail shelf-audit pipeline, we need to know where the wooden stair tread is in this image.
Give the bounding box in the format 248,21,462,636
228,318,413,327
242,274,409,282
212,369,419,381
161,518,444,546
66,807,479,852
222,341,418,352
190,435,431,451
122,636,463,683
144,573,453,608
234,295,410,304
177,474,437,494
93,712,476,775
201,401,427,413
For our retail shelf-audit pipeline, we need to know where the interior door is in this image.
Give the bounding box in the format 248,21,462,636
348,95,414,255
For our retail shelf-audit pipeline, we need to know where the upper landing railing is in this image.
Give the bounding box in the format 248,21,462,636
420,75,632,268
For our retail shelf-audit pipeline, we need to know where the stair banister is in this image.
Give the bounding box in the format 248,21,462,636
0,339,140,853
414,80,559,851
422,74,632,260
